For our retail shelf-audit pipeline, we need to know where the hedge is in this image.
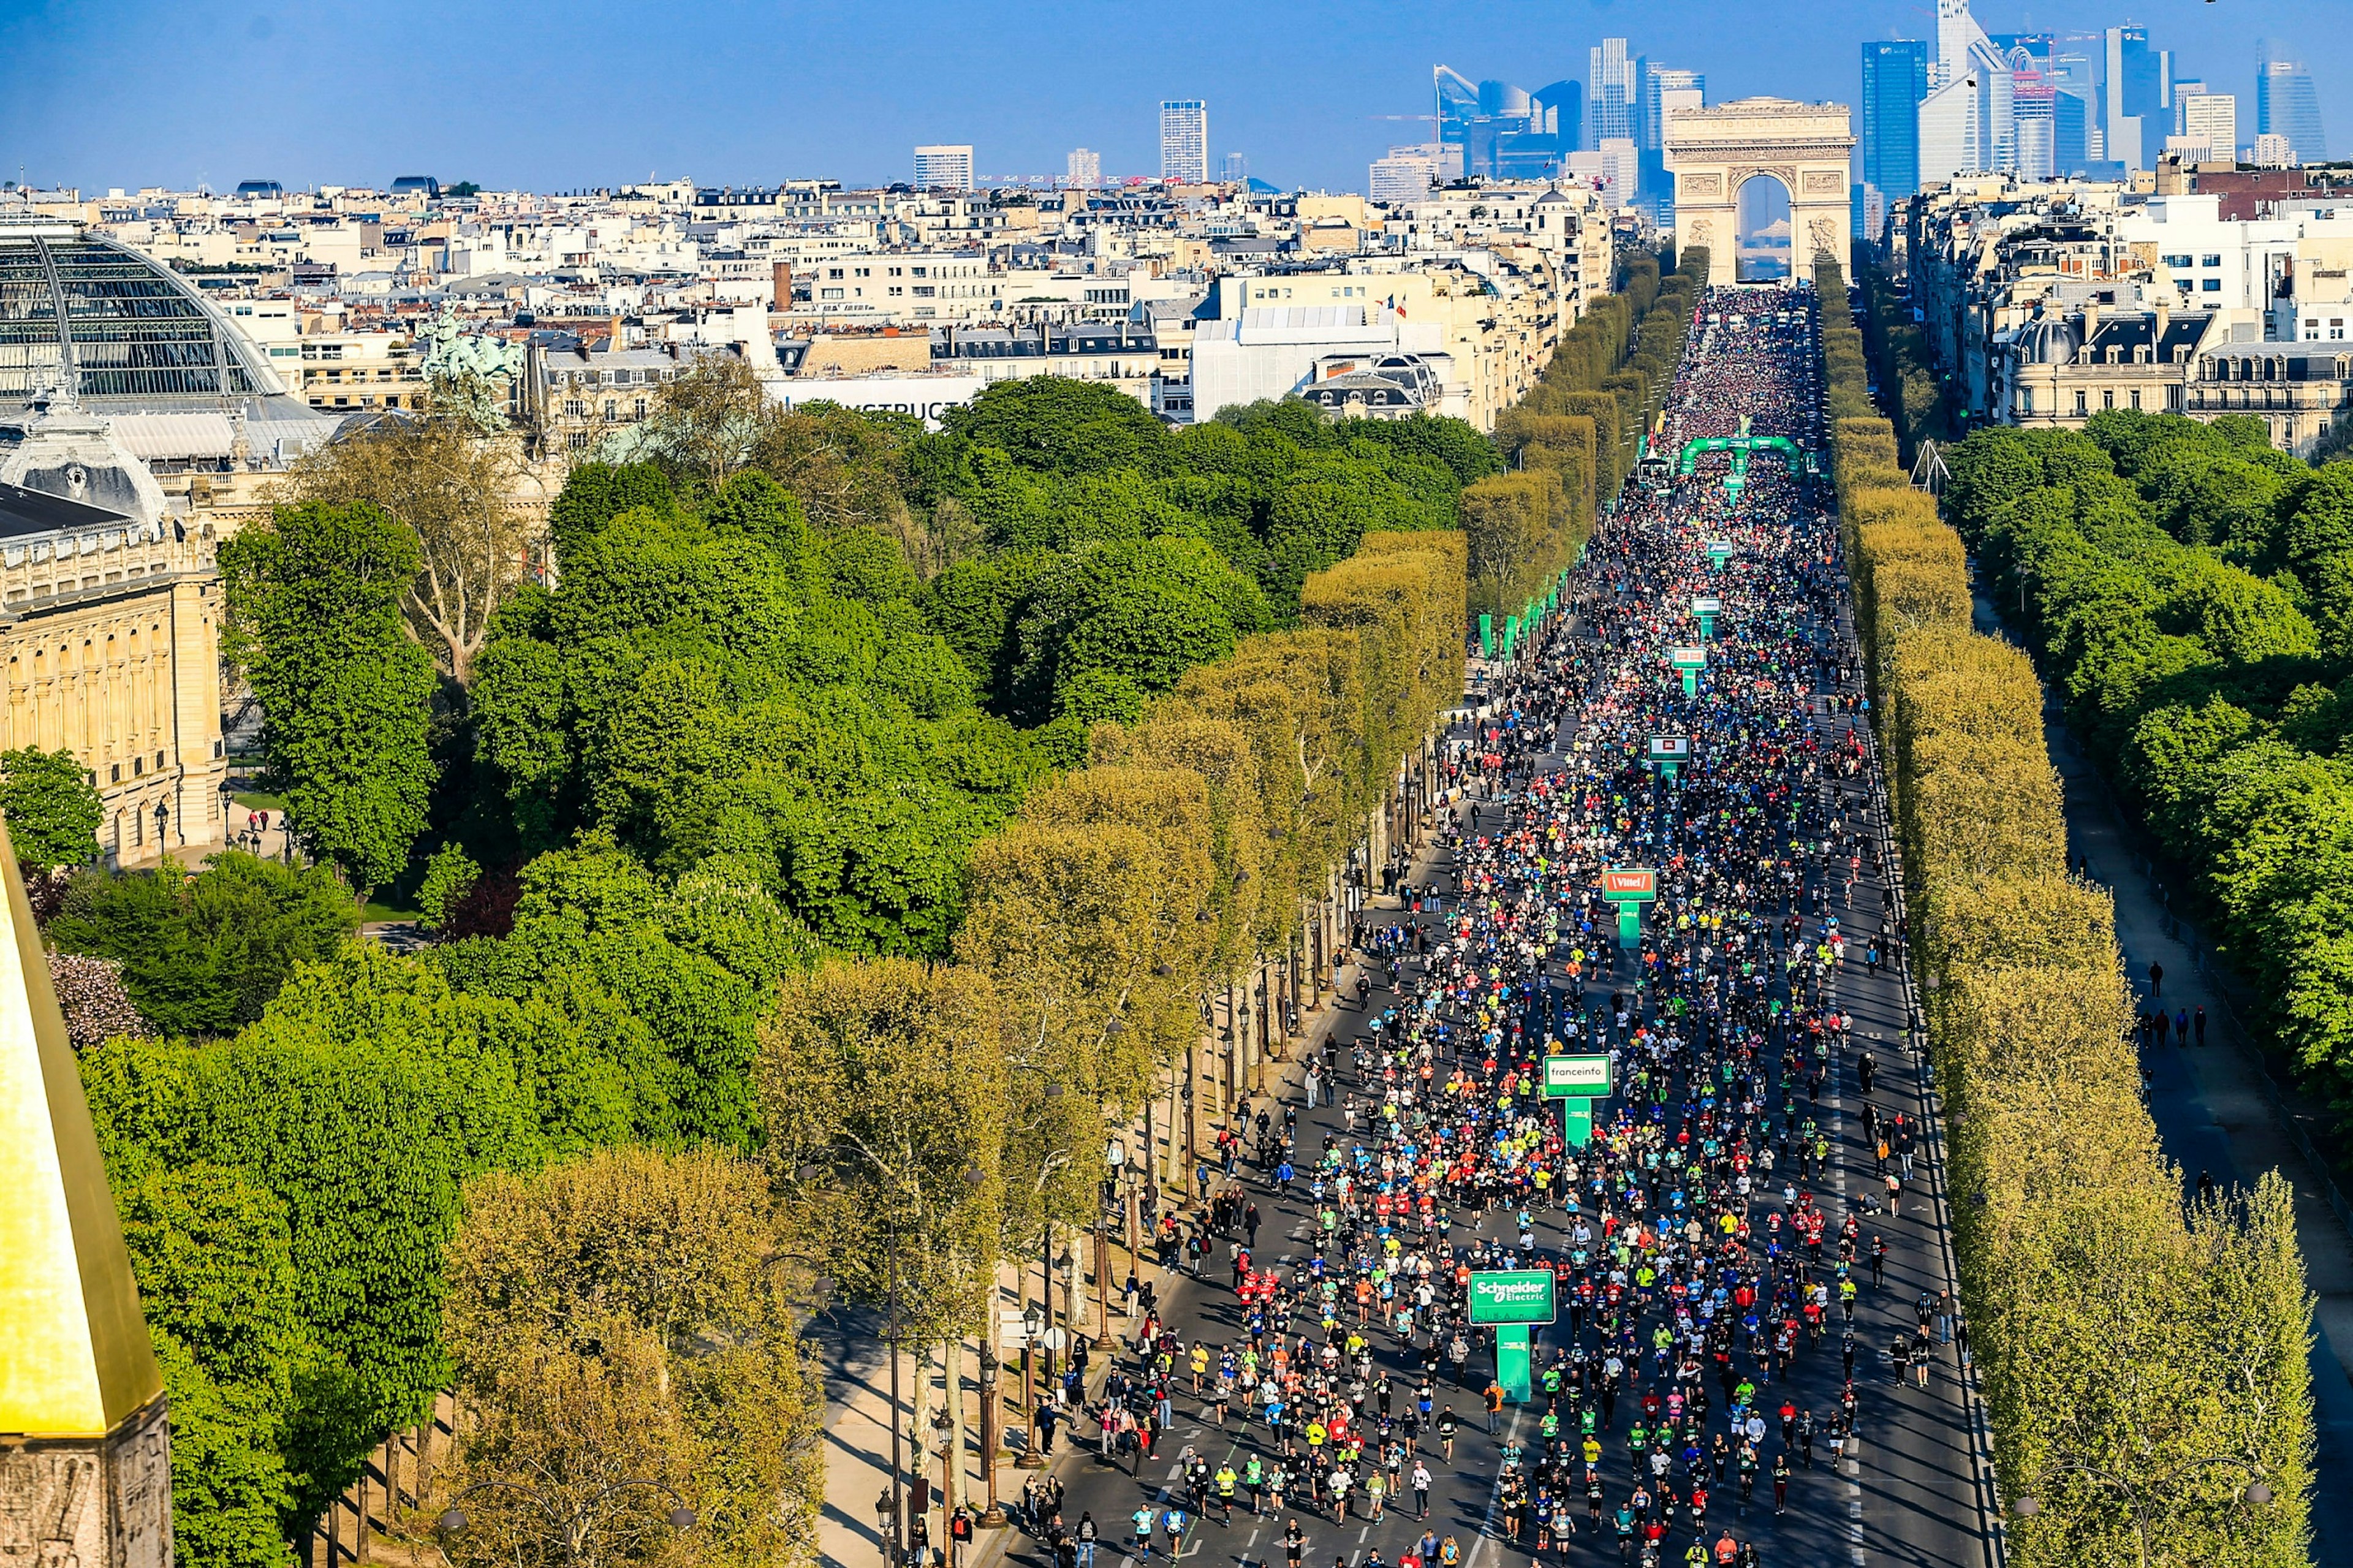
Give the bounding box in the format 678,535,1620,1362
1819,258,2315,1568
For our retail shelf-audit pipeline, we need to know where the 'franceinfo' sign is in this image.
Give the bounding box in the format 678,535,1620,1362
1466,1269,1558,1325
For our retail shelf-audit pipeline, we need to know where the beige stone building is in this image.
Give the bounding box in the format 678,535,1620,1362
0,401,227,865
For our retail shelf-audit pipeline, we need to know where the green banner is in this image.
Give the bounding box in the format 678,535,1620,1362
1468,1270,1559,1325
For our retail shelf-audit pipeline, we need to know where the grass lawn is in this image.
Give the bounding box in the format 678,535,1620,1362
232,790,287,813
362,896,422,925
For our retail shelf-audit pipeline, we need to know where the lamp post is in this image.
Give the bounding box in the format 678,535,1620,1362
2007,1457,2275,1568
798,1154,990,1567
976,1347,1005,1525
436,1479,694,1568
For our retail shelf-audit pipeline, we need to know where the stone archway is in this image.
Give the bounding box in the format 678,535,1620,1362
1664,97,1855,288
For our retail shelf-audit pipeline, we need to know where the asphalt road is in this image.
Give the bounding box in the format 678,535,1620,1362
998,653,1992,1568
995,308,1993,1568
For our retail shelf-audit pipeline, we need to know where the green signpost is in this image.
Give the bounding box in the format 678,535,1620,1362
1668,644,1706,697
1692,595,1721,641
1468,1269,1559,1403
1542,1051,1612,1150
1479,613,1493,659
1646,735,1690,781
1602,866,1655,951
1704,539,1732,572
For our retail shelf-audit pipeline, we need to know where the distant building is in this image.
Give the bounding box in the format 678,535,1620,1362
1221,153,1248,183
1589,39,1636,144
1160,100,1210,184
1066,148,1101,188
1860,40,1928,203
2257,42,2327,167
1370,145,1447,203
2254,133,2300,169
2175,94,2240,164
912,145,975,192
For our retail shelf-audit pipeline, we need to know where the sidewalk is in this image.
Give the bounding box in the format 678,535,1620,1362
2033,667,2353,1558
813,825,1430,1568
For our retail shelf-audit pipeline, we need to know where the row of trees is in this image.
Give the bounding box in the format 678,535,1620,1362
1939,413,2353,1112
1826,260,2316,1568
107,357,1497,1567
1471,249,1702,618
1852,256,1951,461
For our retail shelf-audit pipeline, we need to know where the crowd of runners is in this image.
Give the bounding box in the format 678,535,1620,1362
1010,282,1963,1568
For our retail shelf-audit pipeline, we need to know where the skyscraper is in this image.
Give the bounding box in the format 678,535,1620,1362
2175,94,2238,162
2257,42,2327,165
1533,79,1585,154
1641,65,1703,151
1159,100,1208,184
1637,64,1701,225
1220,153,1248,183
1430,64,1572,181
1590,39,1636,145
912,144,974,191
1919,0,2012,181
2099,28,2169,170
1066,148,1101,188
1860,40,1929,200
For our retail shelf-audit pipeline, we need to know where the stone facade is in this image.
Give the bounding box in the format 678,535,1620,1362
1665,99,1857,287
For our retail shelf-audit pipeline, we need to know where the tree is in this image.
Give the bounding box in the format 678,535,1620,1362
944,377,1170,477
47,853,360,1036
638,353,775,494
220,501,439,893
119,1162,303,1568
760,956,1007,1345
0,744,101,871
278,418,538,684
439,1146,826,1568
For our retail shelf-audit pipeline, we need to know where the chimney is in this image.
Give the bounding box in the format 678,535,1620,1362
771,260,793,308
610,314,626,350
2154,300,2170,350
2081,299,2101,342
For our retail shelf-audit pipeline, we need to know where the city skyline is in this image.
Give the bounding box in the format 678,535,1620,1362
6,0,2351,197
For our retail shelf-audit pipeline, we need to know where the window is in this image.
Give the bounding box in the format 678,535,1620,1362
2202,279,2222,292
108,763,119,783
2075,389,2088,417
2102,388,2115,411
2202,254,2223,268
2019,386,2034,413
564,399,585,417
603,400,616,421
820,287,844,300
2163,253,2193,269
634,398,647,420
2131,388,2143,409
2167,383,2184,412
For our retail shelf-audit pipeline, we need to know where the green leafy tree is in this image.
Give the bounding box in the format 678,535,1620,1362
219,501,438,895
0,745,101,871
119,1163,302,1568
48,854,360,1036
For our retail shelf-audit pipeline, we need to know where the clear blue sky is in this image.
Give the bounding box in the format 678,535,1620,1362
1,0,2346,195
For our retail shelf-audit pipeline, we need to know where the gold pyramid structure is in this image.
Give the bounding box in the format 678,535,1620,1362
0,814,170,1567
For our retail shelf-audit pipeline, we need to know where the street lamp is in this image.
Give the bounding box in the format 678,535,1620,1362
2007,1457,2276,1568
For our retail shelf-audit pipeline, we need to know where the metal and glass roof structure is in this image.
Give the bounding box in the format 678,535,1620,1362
0,222,288,412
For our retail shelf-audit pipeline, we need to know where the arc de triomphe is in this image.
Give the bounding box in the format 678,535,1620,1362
1663,97,1855,287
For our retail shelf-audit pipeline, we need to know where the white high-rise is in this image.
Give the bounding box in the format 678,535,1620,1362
1590,39,1637,143
1918,0,2014,182
2176,94,2238,162
1067,148,1101,187
913,144,974,191
1160,100,1209,184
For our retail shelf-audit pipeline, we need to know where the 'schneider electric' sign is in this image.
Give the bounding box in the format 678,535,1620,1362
1468,1269,1559,1325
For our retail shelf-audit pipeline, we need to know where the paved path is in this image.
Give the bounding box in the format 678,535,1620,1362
979,441,1994,1568
2026,668,2353,1561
